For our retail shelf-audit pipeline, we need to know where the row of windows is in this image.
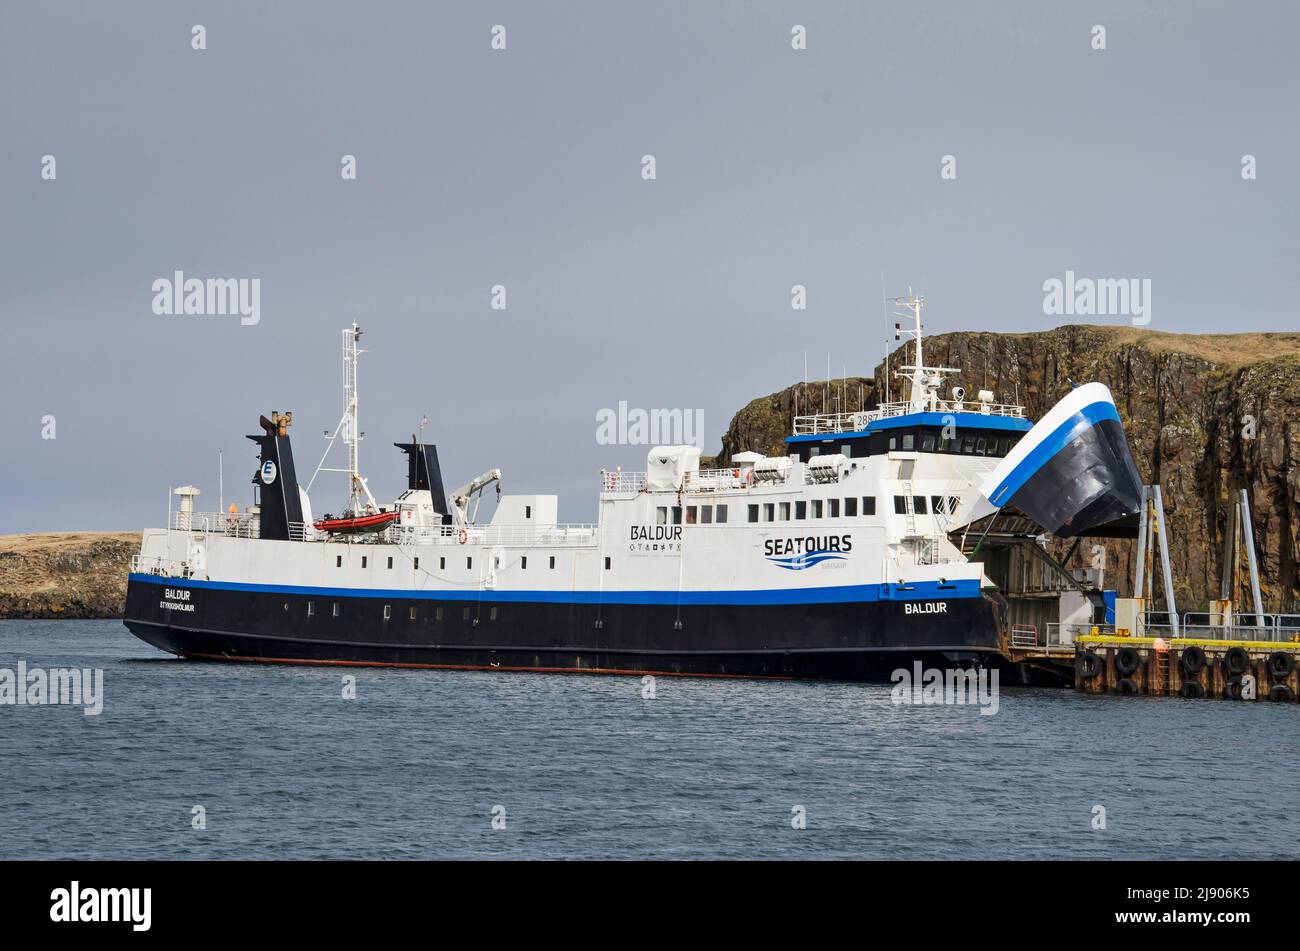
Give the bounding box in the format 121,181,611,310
795,426,1022,462
336,554,563,571
746,496,878,522
655,504,729,526
895,495,961,516
302,601,499,622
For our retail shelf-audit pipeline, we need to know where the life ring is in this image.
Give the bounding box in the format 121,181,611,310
1077,651,1103,679
1268,684,1295,703
1267,651,1295,681
1115,678,1139,695
1179,681,1205,699
1222,646,1250,676
1115,646,1141,677
457,528,468,545
1179,645,1207,675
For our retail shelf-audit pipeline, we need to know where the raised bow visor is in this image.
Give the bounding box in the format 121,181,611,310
977,382,1143,538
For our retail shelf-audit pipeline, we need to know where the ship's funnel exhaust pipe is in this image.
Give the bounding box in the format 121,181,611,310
247,411,304,540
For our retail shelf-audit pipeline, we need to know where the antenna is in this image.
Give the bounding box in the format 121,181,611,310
307,323,379,514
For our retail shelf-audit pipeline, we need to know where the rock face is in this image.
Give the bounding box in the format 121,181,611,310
0,533,140,619
704,325,1300,612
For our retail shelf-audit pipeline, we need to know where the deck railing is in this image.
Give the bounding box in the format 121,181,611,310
793,399,1027,436
383,523,599,548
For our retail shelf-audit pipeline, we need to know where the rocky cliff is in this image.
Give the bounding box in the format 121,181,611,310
704,325,1300,612
0,533,140,619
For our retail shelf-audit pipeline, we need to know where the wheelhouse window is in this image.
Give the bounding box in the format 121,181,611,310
863,496,876,515
811,499,823,518
748,504,759,523
779,502,790,521
795,501,807,520
913,496,927,514
828,498,840,518
701,505,713,524
894,496,906,514
763,503,775,522
686,506,698,525
716,505,728,523
671,506,682,525
656,506,667,525
844,497,858,517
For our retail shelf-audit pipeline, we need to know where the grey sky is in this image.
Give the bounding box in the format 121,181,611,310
2,1,1297,531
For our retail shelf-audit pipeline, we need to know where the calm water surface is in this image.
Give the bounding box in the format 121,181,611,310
2,620,1296,859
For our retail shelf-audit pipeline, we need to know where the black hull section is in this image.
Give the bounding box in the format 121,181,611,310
124,579,1003,682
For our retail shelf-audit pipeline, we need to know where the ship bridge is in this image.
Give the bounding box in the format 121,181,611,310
786,290,1030,463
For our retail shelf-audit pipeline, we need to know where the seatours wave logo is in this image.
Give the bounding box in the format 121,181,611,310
763,534,851,570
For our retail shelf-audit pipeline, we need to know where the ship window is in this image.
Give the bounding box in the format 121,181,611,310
920,432,936,452
808,446,821,457
716,504,727,523
387,557,393,569
863,496,876,515
332,602,339,617
763,503,775,522
307,601,315,617
913,496,928,514
888,435,897,451
845,497,858,517
462,607,470,621
841,443,852,457
361,556,368,568
949,495,960,514
409,606,417,620
795,501,807,520
494,557,500,569
439,557,446,570
490,606,498,621
436,606,443,621
605,556,611,570
336,555,342,568
549,556,556,569
901,433,915,451
962,437,976,454
671,506,682,525
383,605,391,620
811,500,823,518
525,505,531,519
894,496,906,514
976,437,987,455
748,504,759,523
521,556,527,569
701,506,713,524
779,502,790,520
932,495,945,514
466,557,473,570
413,557,419,570
656,506,667,525
829,498,840,518
686,506,697,525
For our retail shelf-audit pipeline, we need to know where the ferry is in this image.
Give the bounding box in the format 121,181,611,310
123,296,1143,679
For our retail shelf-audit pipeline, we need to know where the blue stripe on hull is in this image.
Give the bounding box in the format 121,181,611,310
988,400,1120,505
128,572,982,606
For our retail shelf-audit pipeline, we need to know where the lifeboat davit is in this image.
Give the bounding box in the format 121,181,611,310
312,511,398,534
